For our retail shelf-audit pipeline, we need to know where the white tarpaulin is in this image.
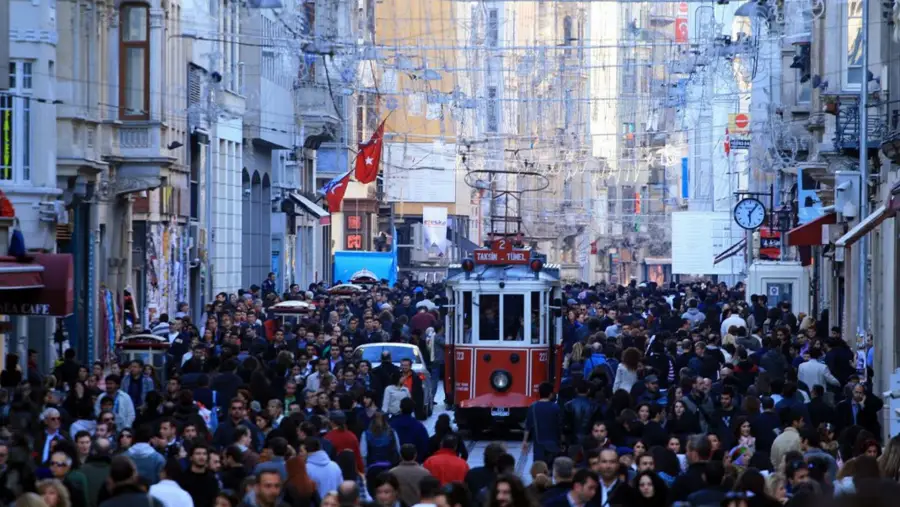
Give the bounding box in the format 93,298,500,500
423,207,449,254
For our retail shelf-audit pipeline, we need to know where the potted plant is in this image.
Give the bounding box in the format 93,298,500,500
823,95,838,115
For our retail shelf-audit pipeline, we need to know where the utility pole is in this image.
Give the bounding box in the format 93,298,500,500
857,0,869,339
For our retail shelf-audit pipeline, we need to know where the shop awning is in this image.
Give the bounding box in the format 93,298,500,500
835,204,893,250
0,254,74,316
787,212,837,246
289,192,329,219
644,257,672,265
713,238,746,265
0,260,44,290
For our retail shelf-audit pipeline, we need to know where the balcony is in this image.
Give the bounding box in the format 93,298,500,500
293,82,341,135
831,96,886,152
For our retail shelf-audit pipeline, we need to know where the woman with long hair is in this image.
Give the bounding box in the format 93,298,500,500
764,473,788,504
733,416,755,451
282,454,320,507
565,343,585,375
36,479,71,507
487,475,535,507
665,400,701,442
878,434,900,480
633,470,668,507
361,411,400,487
63,382,96,437
428,414,468,460
613,348,642,393
733,468,781,507
336,450,372,503
381,372,410,416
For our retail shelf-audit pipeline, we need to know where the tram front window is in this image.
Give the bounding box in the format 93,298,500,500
479,294,500,340
504,294,525,341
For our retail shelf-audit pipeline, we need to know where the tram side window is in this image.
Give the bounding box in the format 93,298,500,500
479,294,501,340
530,291,542,344
463,291,473,343
504,294,525,341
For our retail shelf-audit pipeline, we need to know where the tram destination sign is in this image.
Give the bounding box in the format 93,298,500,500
473,239,532,265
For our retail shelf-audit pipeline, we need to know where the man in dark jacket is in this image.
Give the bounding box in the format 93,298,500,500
668,434,711,504
563,381,599,446
213,398,262,451
177,442,220,507
751,397,782,460
540,456,574,505
836,383,884,439
686,461,727,507
808,385,836,429
99,456,165,507
82,439,113,507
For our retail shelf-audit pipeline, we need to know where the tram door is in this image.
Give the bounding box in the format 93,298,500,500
548,287,563,388
444,287,455,404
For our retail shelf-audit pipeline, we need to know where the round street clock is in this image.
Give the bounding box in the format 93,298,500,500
733,198,766,230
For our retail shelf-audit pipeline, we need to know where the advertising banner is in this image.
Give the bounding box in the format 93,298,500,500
422,206,449,254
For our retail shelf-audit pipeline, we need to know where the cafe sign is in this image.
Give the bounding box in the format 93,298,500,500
0,302,52,316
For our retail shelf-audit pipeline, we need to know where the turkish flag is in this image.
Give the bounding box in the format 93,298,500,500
323,171,351,212
354,121,385,184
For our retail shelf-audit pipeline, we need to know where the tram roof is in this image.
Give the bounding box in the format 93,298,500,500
446,263,561,283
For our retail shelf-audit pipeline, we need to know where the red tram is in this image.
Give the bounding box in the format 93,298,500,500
443,240,563,431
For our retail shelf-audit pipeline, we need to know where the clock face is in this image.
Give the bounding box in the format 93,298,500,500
733,198,766,230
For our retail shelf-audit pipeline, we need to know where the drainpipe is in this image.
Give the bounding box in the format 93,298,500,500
124,196,134,320
857,0,870,341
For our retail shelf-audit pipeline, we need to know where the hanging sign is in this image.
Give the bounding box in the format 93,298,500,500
422,206,449,254
473,239,531,265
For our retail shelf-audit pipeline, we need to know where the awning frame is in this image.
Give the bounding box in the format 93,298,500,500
0,261,45,290
289,192,329,219
713,238,747,265
835,204,894,261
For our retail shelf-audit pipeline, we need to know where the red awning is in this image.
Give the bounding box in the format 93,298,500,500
0,254,74,316
787,212,837,246
0,260,44,290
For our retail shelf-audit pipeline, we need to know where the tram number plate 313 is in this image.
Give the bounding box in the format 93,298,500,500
491,407,510,417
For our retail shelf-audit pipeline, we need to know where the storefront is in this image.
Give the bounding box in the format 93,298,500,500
0,253,75,367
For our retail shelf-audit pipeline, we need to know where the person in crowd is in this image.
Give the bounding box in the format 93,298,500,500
422,435,469,486
389,445,432,507
94,376,135,431
303,437,342,497
149,459,194,507
177,443,219,507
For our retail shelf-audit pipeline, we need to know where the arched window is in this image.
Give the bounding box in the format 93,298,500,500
120,4,150,119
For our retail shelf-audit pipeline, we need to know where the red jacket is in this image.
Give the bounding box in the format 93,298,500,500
325,428,364,473
423,449,469,485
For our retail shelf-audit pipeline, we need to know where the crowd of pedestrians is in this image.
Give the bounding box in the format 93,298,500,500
0,277,894,507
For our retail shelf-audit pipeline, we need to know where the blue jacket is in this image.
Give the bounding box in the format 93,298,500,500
121,374,155,407
389,414,429,463
125,443,165,484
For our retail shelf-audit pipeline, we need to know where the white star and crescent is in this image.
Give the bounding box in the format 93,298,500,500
365,157,374,166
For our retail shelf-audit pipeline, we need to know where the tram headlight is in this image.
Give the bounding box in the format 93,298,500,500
491,370,512,392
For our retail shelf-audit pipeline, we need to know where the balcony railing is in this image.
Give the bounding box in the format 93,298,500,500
832,96,886,151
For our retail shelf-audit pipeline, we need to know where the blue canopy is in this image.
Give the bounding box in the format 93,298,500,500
333,250,397,286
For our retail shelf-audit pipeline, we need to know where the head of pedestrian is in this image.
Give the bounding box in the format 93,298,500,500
256,469,283,507
571,468,600,505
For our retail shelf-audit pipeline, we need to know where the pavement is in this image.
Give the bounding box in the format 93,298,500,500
422,384,535,482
